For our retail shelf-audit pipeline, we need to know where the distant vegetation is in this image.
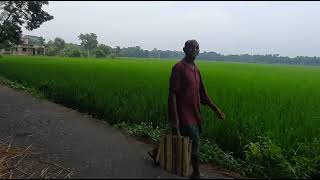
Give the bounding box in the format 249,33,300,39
40,33,320,66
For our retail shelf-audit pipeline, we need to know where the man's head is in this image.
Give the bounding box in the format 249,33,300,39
183,40,200,62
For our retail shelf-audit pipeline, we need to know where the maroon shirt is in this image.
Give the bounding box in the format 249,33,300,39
168,59,212,127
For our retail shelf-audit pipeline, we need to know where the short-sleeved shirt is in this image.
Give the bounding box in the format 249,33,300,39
168,59,212,126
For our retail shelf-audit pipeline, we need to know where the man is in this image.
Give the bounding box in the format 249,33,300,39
168,40,225,179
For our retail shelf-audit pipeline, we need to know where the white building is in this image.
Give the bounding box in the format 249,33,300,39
1,35,48,55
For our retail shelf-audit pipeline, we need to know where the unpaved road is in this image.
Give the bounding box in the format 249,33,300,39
0,84,229,179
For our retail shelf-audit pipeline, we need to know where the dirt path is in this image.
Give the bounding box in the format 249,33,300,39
0,84,230,179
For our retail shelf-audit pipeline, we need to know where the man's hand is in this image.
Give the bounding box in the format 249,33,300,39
208,102,225,120
216,109,225,120
172,127,181,136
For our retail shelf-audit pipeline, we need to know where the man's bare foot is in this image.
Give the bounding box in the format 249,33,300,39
190,171,201,179
147,148,159,165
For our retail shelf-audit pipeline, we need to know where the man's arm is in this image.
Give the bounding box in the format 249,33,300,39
168,65,182,134
168,92,179,129
199,71,225,120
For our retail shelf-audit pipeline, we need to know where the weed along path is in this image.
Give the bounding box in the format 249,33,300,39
0,84,230,179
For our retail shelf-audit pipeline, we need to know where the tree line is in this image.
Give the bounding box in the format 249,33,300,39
45,34,320,66
46,33,115,58
44,33,185,59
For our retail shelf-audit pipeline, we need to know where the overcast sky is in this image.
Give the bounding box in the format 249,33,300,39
22,1,320,57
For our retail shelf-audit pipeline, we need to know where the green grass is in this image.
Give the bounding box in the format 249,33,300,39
0,55,320,178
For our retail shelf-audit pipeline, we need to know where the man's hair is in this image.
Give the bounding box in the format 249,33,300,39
184,39,198,48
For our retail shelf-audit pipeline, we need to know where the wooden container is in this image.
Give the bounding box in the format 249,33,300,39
150,134,192,177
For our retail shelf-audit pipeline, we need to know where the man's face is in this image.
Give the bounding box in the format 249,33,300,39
184,41,200,61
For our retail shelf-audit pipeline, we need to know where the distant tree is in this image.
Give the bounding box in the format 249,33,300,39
97,44,112,56
94,49,106,58
69,49,81,57
78,33,98,58
63,43,83,57
46,40,56,56
39,36,45,46
114,46,121,57
53,37,65,53
0,1,53,48
45,37,65,56
80,50,88,58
